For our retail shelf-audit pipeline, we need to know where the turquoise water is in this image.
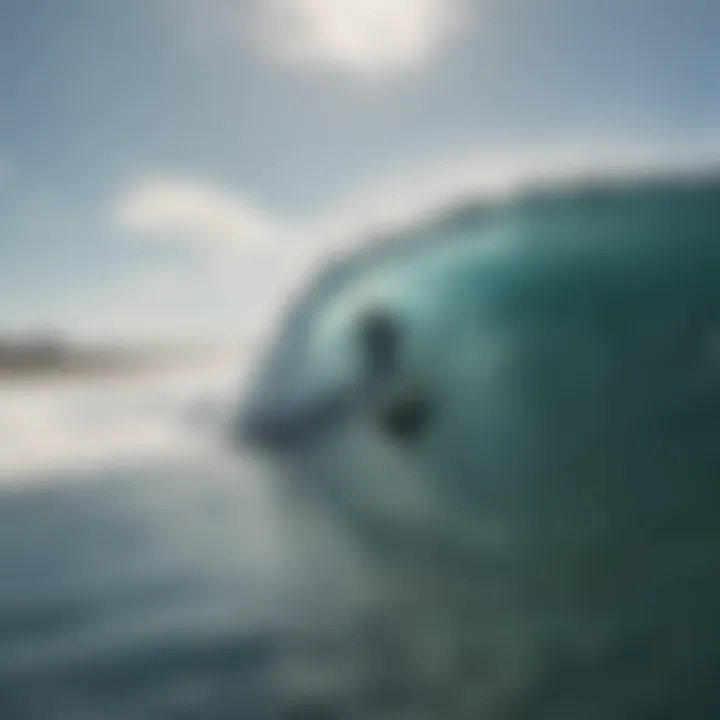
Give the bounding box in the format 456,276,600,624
239,175,720,718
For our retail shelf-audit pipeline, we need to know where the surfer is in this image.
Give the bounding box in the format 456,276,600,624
238,307,433,449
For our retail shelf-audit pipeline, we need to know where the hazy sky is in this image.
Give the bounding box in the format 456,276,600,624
1,0,719,342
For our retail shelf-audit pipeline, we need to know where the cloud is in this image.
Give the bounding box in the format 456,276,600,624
256,0,466,76
110,173,325,341
115,176,280,253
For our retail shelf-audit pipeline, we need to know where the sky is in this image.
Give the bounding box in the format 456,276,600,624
1,0,719,344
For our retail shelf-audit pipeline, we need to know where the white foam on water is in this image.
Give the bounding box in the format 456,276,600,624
0,354,249,483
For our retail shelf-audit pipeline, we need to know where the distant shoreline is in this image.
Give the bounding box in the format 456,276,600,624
0,340,235,382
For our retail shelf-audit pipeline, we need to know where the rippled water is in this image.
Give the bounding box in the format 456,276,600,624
0,455,296,719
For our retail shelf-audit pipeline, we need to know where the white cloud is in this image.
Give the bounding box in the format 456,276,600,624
115,176,279,253
109,174,325,342
254,0,466,76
